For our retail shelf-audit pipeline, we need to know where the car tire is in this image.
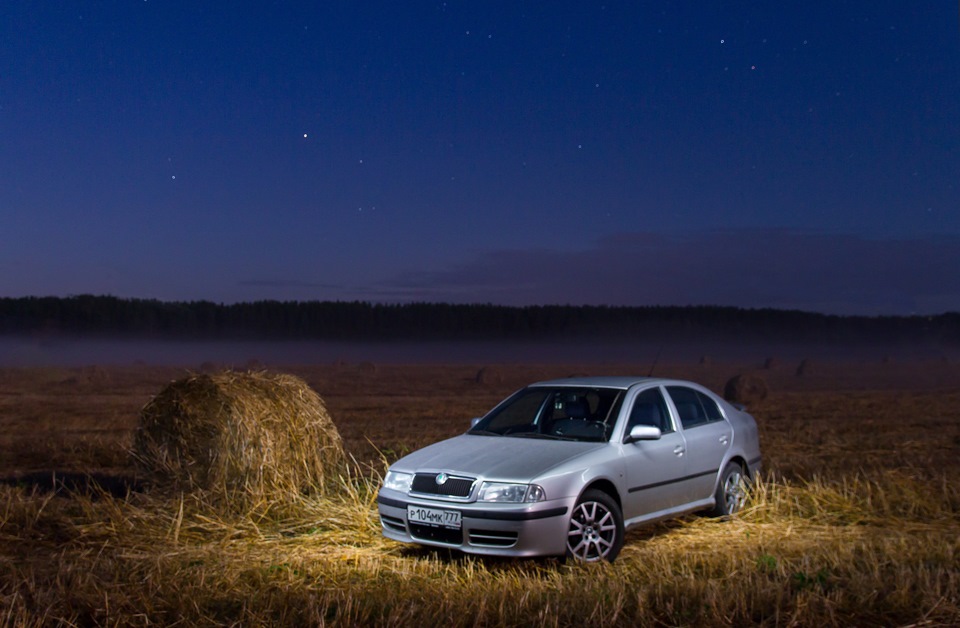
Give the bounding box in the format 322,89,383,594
566,489,624,562
707,462,748,517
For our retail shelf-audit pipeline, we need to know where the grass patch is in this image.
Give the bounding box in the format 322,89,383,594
1,467,957,626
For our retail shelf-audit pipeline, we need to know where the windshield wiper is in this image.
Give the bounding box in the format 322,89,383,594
467,429,501,436
507,432,573,441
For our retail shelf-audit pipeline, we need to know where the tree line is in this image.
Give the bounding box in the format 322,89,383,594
0,295,957,344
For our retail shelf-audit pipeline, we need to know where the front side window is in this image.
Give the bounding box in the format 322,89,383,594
625,387,674,435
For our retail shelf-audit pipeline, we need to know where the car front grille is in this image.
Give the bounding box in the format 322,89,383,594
411,473,475,498
409,523,463,545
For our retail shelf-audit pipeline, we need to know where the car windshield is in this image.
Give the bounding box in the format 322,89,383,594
469,386,624,442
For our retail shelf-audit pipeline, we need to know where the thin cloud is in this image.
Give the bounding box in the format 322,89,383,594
369,230,960,315
239,279,346,290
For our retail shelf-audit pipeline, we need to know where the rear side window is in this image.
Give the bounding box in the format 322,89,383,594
696,390,724,422
666,386,723,429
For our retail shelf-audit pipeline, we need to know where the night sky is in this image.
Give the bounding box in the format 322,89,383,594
2,2,958,315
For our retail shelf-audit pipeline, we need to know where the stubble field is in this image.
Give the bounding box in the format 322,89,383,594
0,358,958,626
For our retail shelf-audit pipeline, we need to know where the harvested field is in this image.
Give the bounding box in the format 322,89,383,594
0,360,958,625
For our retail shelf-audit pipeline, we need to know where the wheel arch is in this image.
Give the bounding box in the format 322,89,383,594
709,455,748,499
581,478,622,510
730,454,758,479
728,454,748,471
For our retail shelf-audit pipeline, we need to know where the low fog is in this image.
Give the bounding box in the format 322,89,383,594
1,335,954,368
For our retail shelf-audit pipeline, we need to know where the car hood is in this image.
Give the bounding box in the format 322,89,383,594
391,434,606,481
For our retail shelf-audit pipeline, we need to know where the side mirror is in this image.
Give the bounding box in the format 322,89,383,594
470,417,482,428
625,425,662,443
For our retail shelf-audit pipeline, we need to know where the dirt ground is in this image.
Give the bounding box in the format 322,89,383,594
1,357,958,482
1,358,958,625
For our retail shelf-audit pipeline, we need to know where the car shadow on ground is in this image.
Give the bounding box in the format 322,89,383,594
398,544,567,569
0,471,144,498
394,517,695,568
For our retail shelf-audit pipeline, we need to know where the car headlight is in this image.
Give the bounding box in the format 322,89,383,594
478,482,546,503
382,470,413,493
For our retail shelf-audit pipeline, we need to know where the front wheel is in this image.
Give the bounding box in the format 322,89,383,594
707,462,748,517
566,489,624,562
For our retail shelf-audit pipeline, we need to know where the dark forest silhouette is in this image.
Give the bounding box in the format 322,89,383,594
1,295,957,345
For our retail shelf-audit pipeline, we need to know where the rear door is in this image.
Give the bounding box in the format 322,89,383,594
665,386,733,502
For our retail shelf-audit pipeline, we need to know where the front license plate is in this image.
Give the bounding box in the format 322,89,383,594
407,505,462,529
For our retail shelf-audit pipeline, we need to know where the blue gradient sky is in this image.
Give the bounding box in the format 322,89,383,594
2,2,958,314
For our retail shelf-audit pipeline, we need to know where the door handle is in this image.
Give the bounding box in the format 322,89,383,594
719,435,729,446
673,445,685,456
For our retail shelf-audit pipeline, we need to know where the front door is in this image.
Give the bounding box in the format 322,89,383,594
620,387,690,520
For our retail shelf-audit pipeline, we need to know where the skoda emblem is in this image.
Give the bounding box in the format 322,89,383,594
435,472,449,486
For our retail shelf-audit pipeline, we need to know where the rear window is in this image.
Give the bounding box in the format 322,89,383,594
696,390,724,422
666,386,724,429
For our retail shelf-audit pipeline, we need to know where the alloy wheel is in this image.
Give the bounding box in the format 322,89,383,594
567,499,618,561
723,468,747,514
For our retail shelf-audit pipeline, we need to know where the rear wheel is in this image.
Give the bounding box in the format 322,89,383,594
566,489,624,562
708,462,748,517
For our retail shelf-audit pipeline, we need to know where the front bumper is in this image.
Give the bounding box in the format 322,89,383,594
377,490,571,557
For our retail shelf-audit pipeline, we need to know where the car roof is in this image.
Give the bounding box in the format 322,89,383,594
529,376,678,390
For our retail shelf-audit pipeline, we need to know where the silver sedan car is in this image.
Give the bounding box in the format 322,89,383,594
377,376,762,562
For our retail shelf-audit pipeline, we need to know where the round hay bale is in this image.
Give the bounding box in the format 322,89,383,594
699,355,712,366
133,371,345,507
723,373,768,406
357,361,378,375
81,365,112,386
796,359,813,376
475,366,502,385
763,357,779,370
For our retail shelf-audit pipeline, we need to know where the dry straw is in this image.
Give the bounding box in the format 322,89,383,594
133,370,345,510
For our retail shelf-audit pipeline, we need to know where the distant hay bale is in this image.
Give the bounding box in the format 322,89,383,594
796,359,814,376
763,357,779,370
723,373,768,406
357,361,378,375
133,371,345,508
80,365,112,385
699,355,712,366
475,367,502,385
60,366,113,389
